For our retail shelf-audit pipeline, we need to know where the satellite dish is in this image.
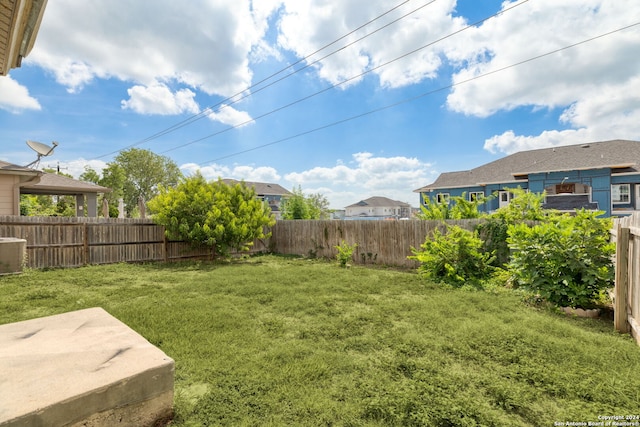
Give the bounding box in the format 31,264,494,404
24,140,59,168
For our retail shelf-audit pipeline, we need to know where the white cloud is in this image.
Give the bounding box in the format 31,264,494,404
207,104,255,127
50,159,108,179
444,0,640,153
29,0,282,97
180,152,434,209
0,76,41,112
285,152,435,208
484,76,640,154
180,163,280,183
121,83,199,115
277,0,464,88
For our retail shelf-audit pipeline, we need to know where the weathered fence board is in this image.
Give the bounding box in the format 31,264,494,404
612,214,640,346
0,216,211,268
0,216,484,270
270,219,483,267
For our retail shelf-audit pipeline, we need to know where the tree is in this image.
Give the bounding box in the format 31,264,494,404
491,187,557,222
281,186,329,219
99,164,126,217
416,192,489,220
111,148,182,216
79,166,101,184
307,192,331,219
79,165,123,217
148,174,275,257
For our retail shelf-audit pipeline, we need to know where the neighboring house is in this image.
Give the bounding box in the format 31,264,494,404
222,179,292,219
1,0,48,75
0,161,111,216
331,210,346,220
414,139,640,217
345,196,412,220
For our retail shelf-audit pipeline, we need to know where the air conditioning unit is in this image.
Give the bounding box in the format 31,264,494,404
0,238,27,275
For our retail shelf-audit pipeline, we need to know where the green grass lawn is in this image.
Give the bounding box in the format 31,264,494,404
1,255,639,426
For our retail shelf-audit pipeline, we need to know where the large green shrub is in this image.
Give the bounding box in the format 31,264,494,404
476,188,560,267
148,173,275,257
507,209,614,308
410,225,495,287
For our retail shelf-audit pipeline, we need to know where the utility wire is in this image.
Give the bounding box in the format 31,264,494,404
196,22,640,165
92,0,426,159
160,0,529,154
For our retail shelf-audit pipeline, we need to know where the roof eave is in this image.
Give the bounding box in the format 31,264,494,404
511,163,637,177
1,0,48,76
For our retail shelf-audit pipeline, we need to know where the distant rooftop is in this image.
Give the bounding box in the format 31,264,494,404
221,179,292,196
345,196,411,208
415,139,640,192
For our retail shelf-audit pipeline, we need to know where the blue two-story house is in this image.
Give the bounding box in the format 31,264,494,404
414,139,640,217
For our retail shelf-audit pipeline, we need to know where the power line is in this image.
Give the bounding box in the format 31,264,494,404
160,0,530,154
196,22,640,165
91,0,429,159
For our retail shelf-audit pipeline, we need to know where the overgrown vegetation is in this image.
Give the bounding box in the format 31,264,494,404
416,192,490,220
82,148,183,217
280,185,330,219
148,173,275,257
508,209,615,308
1,257,639,426
414,188,615,308
410,225,494,288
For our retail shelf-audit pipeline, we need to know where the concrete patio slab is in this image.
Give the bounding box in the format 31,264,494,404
0,307,174,427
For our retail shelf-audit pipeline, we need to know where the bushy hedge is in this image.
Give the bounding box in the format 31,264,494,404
412,189,615,308
410,225,495,288
507,209,614,308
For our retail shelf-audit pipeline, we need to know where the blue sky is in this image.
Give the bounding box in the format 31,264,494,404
1,0,639,209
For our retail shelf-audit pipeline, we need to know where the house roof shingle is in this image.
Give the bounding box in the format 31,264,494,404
345,196,411,208
414,139,640,192
0,161,111,194
22,172,112,195
221,179,292,196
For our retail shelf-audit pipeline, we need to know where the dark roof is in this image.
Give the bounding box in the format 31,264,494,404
0,160,41,175
345,196,411,208
21,171,111,195
415,139,640,192
221,179,292,196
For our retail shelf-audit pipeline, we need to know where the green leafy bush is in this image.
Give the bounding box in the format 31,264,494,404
507,209,614,308
148,173,275,257
335,240,357,267
410,225,495,287
476,188,560,267
417,192,489,220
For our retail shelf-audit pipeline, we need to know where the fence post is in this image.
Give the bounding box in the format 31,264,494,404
163,232,168,263
614,224,630,333
83,223,90,266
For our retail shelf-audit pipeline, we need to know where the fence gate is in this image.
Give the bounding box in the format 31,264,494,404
612,214,640,346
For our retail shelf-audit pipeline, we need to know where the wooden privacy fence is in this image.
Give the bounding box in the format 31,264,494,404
0,216,484,270
612,214,640,346
271,219,484,268
0,216,233,269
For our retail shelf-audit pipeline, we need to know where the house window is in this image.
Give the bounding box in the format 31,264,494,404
612,184,631,204
469,192,484,202
436,193,450,204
